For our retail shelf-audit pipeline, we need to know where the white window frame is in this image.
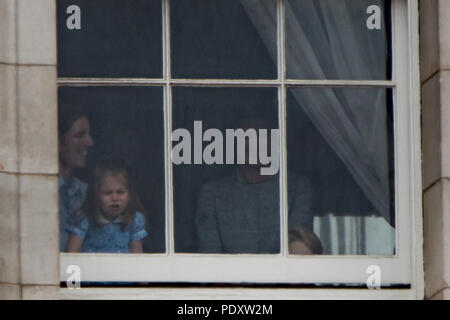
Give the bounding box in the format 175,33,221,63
59,0,423,299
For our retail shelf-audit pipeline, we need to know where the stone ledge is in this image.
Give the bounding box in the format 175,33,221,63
0,173,20,284
22,285,60,300
19,174,59,286
424,178,450,298
0,283,21,300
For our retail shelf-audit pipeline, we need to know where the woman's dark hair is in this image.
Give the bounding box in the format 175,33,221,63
82,156,145,231
58,102,90,137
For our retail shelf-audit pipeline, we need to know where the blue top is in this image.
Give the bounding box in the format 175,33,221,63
59,175,88,251
68,212,148,253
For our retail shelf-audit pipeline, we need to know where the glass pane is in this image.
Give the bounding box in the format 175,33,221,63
287,87,395,255
286,0,391,80
58,86,165,254
57,0,162,77
172,87,280,253
171,0,277,79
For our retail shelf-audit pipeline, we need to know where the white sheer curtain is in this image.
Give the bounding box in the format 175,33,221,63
241,0,393,254
241,0,391,222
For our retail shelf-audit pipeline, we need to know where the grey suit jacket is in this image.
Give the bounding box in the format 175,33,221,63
195,172,312,253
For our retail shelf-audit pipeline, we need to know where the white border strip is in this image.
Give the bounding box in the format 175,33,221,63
60,287,415,300
57,78,394,87
278,0,288,258
60,253,410,284
407,0,424,300
162,0,173,255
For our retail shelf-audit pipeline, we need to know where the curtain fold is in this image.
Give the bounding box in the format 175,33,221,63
240,0,391,222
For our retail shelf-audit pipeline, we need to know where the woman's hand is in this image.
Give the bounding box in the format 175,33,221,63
66,234,83,252
288,240,313,255
129,240,144,253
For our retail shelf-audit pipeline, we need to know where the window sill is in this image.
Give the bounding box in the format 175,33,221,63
60,287,420,300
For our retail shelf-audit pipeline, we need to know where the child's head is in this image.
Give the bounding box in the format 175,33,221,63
84,156,144,229
98,171,130,221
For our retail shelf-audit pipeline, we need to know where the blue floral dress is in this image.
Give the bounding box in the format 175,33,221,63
59,175,88,251
69,212,148,253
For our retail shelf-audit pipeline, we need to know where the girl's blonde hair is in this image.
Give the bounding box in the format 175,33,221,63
83,156,145,231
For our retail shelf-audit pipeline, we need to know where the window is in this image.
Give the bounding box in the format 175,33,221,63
58,0,422,296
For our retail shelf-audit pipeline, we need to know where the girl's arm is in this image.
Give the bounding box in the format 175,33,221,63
129,240,144,253
66,234,84,252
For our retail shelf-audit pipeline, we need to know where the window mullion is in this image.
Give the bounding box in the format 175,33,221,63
163,0,174,255
278,0,288,257
163,0,171,81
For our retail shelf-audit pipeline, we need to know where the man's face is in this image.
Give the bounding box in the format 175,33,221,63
60,117,94,170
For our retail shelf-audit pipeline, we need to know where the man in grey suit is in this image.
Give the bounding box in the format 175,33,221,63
194,114,314,254
195,166,313,254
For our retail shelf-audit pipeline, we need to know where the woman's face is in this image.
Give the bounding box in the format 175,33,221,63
60,117,94,171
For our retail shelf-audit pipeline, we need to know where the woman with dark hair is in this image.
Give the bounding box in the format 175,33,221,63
58,103,94,251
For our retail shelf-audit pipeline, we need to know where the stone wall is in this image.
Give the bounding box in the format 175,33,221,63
0,0,59,299
420,0,450,300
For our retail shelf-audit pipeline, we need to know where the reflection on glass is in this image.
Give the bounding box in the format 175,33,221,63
171,0,277,79
57,0,162,77
285,0,391,80
287,87,395,255
58,87,165,253
173,87,287,253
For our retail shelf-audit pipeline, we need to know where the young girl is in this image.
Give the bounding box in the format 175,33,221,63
66,157,147,253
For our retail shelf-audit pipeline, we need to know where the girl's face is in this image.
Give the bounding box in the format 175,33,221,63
98,173,130,220
60,117,94,171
